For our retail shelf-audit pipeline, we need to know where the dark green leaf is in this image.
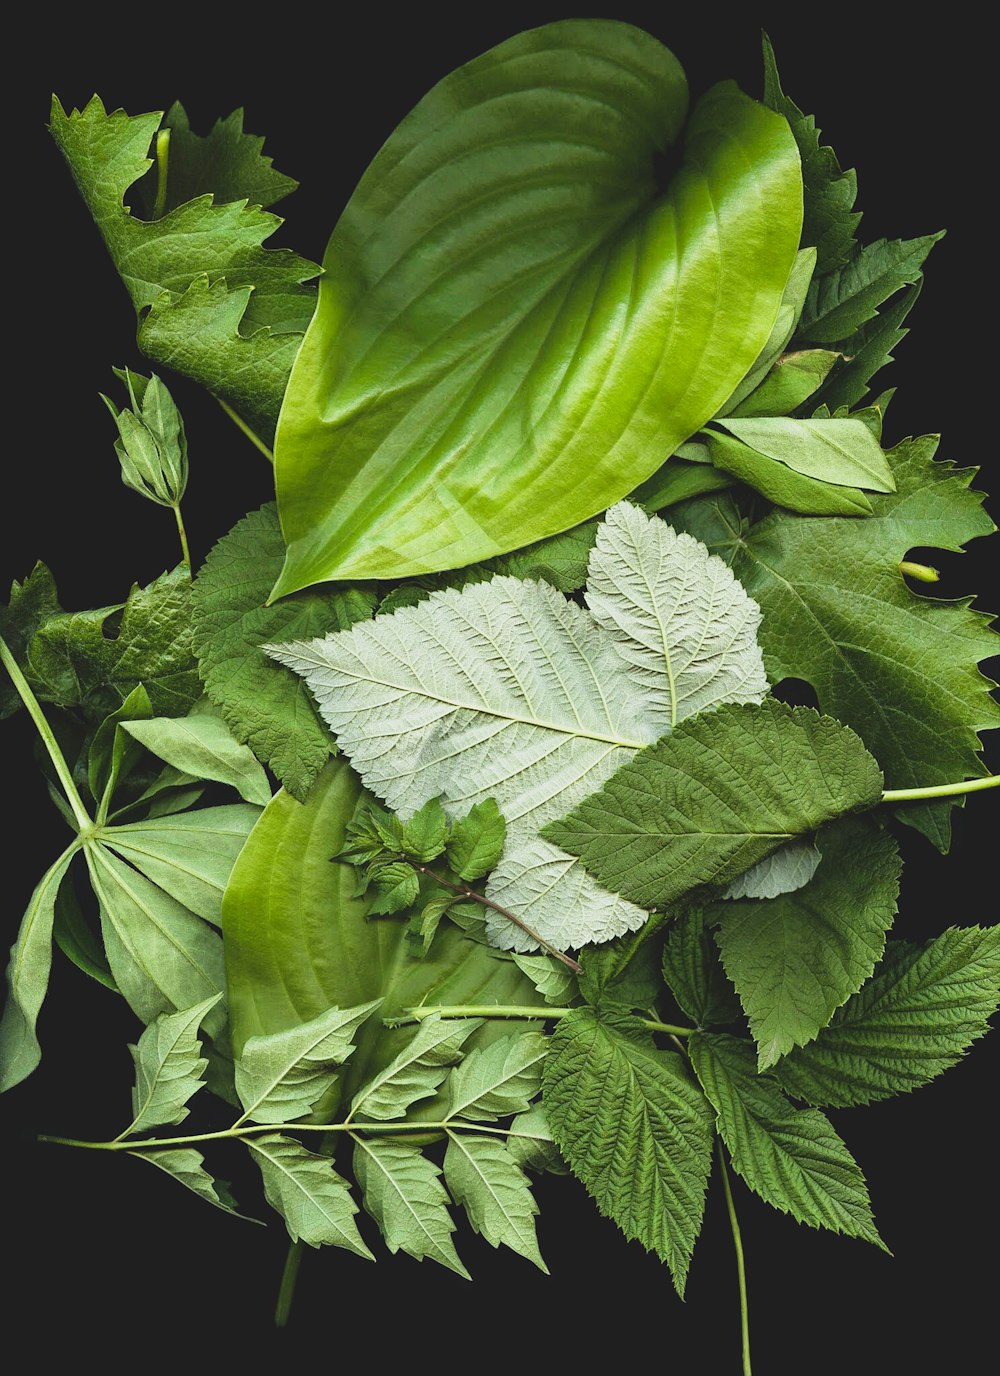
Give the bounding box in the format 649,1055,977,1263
155,103,298,214
729,349,839,418
707,429,874,516
0,564,61,719
798,235,943,344
400,798,449,863
661,909,741,1029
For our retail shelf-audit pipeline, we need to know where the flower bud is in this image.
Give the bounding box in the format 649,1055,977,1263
100,369,188,507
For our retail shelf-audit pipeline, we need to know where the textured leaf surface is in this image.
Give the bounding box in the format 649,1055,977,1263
706,430,874,516
350,1015,482,1122
125,994,220,1135
543,1008,714,1293
445,799,506,882
721,841,821,900
235,1001,381,1124
712,818,901,1068
446,1032,547,1121
272,20,802,590
777,927,1000,1106
798,235,942,345
353,1138,467,1276
0,563,61,719
444,1133,547,1270
192,505,375,800
155,102,298,214
247,1133,373,1254
546,701,884,909
661,909,741,1028
122,714,271,805
675,438,1000,849
131,1148,253,1219
713,417,894,492
691,1033,882,1246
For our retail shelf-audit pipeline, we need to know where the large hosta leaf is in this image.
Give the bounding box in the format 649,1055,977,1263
271,19,802,592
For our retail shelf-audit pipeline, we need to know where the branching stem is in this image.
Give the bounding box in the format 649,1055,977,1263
39,1120,555,1153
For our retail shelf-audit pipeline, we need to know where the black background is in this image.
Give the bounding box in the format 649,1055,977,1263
4,7,997,1370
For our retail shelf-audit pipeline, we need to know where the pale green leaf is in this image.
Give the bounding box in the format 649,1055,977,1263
706,430,873,516
350,1014,483,1122
691,1033,883,1247
247,1133,373,1254
661,909,741,1029
713,417,894,492
777,927,1000,1107
543,1008,714,1294
510,953,578,1006
446,1032,547,1121
122,713,271,805
730,349,839,418
721,841,821,901
444,1133,547,1271
124,993,221,1135
353,1137,468,1276
506,1104,568,1175
130,1147,256,1220
235,1000,382,1124
546,701,884,909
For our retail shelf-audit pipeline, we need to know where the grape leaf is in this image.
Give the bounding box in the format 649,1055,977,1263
246,1133,373,1254
154,103,298,215
353,1137,468,1276
543,1008,714,1294
777,927,1000,1107
0,564,61,720
691,1033,883,1247
443,1133,547,1271
123,993,221,1136
545,701,884,909
349,1015,483,1122
446,1032,547,1121
711,817,901,1069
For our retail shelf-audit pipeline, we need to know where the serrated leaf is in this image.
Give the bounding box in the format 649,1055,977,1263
0,848,76,1092
235,1001,382,1124
712,818,901,1069
191,505,375,800
122,714,271,805
353,1138,468,1276
400,798,448,863
691,1033,883,1247
446,800,506,882
546,701,884,909
446,1032,547,1121
798,235,943,345
1,564,61,719
661,909,741,1029
812,284,922,411
124,994,221,1136
51,96,317,441
130,1147,256,1220
247,1133,373,1254
506,1104,568,1175
578,917,664,1012
272,22,801,591
543,1008,714,1293
154,102,298,214
713,417,895,492
510,953,578,1006
777,927,1000,1107
350,1015,483,1122
369,863,420,917
721,841,822,901
444,1133,547,1271
88,684,153,810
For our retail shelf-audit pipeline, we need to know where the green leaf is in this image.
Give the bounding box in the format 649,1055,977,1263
50,96,317,441
510,953,578,1007
400,798,449,863
0,848,76,1092
0,564,61,719
712,417,895,492
122,713,271,805
368,863,421,917
798,235,943,345
88,684,153,811
812,284,922,411
711,817,901,1069
629,457,734,513
52,871,117,992
706,430,874,516
679,437,1000,849
716,248,817,418
761,36,860,274
578,918,665,1012
661,909,741,1029
545,701,884,909
102,804,262,925
246,1133,373,1255
353,1138,468,1276
729,349,839,418
445,800,506,882
544,1009,714,1293
235,1001,382,1124
272,21,802,591
505,1104,568,1176
129,1147,256,1220
444,1133,547,1271
690,1032,883,1247
721,840,821,900
192,505,375,801
446,1032,547,1121
777,927,1000,1107
123,994,221,1136
154,102,298,215
350,1014,483,1122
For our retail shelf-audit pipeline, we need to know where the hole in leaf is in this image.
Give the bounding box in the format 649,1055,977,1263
770,677,820,710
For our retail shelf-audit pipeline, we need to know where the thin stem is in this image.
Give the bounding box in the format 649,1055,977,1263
386,1004,692,1037
0,636,92,830
215,396,275,462
883,776,999,803
411,863,582,973
275,1241,303,1329
718,1141,752,1376
172,504,191,571
152,129,170,219
38,1120,555,1153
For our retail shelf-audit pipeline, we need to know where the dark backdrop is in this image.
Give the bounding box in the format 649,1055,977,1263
4,9,996,1370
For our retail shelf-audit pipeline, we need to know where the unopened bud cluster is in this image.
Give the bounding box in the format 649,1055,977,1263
101,368,187,508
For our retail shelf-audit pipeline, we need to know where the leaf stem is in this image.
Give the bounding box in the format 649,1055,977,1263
385,1004,693,1037
275,1241,304,1329
882,776,999,803
410,863,582,973
898,559,939,584
172,504,191,571
718,1140,752,1376
152,129,170,219
214,396,275,462
0,635,92,831
38,1120,556,1153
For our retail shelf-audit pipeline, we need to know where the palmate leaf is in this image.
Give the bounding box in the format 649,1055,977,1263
50,96,317,441
353,1138,468,1277
545,701,884,909
443,1133,547,1271
543,1008,715,1294
246,1133,373,1255
691,1033,883,1248
672,438,1000,849
710,817,901,1069
124,993,221,1136
777,927,1000,1107
271,19,802,592
272,501,765,950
